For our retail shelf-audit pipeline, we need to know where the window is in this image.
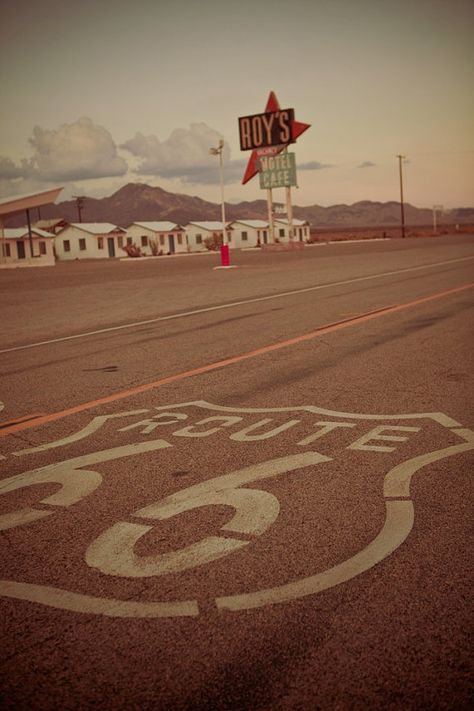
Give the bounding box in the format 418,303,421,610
63,240,71,252
141,235,148,247
299,229,303,239
177,234,182,245
263,231,267,239
5,243,11,257
79,238,86,251
279,229,285,238
39,241,47,255
127,237,133,245
196,234,202,244
159,235,165,245
98,237,104,249
241,231,248,241
118,235,124,248
228,233,232,242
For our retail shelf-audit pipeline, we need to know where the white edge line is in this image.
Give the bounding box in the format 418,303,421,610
152,399,463,427
1,255,473,355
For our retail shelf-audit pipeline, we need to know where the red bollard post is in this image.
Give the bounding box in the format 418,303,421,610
220,243,230,267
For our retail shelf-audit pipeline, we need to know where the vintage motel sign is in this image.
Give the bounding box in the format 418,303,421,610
240,92,310,184
239,109,295,151
258,153,297,189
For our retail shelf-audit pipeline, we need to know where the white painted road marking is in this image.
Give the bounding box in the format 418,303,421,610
85,452,329,578
0,439,171,531
1,402,473,617
1,255,472,354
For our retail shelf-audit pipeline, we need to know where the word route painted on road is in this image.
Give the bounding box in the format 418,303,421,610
0,400,472,618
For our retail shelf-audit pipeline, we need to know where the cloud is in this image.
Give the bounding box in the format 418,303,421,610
298,161,334,170
0,157,34,180
358,161,376,168
26,117,128,181
122,123,245,184
0,177,97,201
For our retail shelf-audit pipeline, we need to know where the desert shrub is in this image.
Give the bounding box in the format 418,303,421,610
122,243,143,257
204,234,223,251
149,239,159,256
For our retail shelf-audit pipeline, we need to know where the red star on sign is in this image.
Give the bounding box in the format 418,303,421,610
242,91,311,184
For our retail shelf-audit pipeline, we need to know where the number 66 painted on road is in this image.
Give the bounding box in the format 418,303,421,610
0,439,329,577
85,450,329,577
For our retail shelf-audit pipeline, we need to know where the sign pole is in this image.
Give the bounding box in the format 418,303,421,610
218,147,230,266
0,219,5,264
267,188,275,243
286,185,293,241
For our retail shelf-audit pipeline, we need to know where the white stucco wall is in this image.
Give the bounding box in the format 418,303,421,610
184,225,212,252
55,226,125,260
185,223,233,252
230,221,270,248
125,224,188,255
0,236,55,268
273,220,310,242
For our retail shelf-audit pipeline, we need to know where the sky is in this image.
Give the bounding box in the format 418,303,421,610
0,0,473,209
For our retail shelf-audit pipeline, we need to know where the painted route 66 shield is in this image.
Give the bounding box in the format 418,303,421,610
0,400,472,617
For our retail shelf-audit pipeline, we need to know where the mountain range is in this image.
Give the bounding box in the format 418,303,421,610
6,183,474,228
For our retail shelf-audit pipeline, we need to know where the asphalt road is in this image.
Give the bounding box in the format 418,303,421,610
1,235,473,710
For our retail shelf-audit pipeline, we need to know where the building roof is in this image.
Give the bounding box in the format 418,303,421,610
68,223,125,234
0,187,63,219
230,219,269,228
274,218,309,226
187,221,232,231
130,221,184,232
4,228,54,240
34,218,68,230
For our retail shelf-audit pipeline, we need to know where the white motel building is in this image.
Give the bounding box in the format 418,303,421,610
185,222,233,252
125,222,187,255
229,220,270,247
55,223,127,260
273,218,310,242
1,217,313,264
1,227,55,268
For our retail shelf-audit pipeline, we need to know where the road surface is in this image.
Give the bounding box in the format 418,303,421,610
1,235,473,710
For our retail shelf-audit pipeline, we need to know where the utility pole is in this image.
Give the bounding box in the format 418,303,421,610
26,208,34,257
396,155,406,238
73,196,85,223
432,204,443,235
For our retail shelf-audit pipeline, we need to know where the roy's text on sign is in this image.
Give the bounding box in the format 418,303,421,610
239,109,295,151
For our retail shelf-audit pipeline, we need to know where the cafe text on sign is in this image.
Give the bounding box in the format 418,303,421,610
258,153,297,189
239,109,295,151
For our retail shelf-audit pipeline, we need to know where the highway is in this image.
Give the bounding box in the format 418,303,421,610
1,234,473,710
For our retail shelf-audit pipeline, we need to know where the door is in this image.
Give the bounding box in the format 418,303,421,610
168,235,175,254
17,241,26,259
107,237,116,258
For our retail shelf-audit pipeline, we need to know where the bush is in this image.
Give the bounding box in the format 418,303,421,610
122,243,143,257
204,234,223,251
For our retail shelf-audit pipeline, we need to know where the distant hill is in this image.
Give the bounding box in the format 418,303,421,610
5,182,474,228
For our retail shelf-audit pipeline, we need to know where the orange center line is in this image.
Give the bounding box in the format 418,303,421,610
1,282,472,438
0,412,47,430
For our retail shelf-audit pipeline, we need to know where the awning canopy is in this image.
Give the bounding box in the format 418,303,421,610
0,187,63,219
